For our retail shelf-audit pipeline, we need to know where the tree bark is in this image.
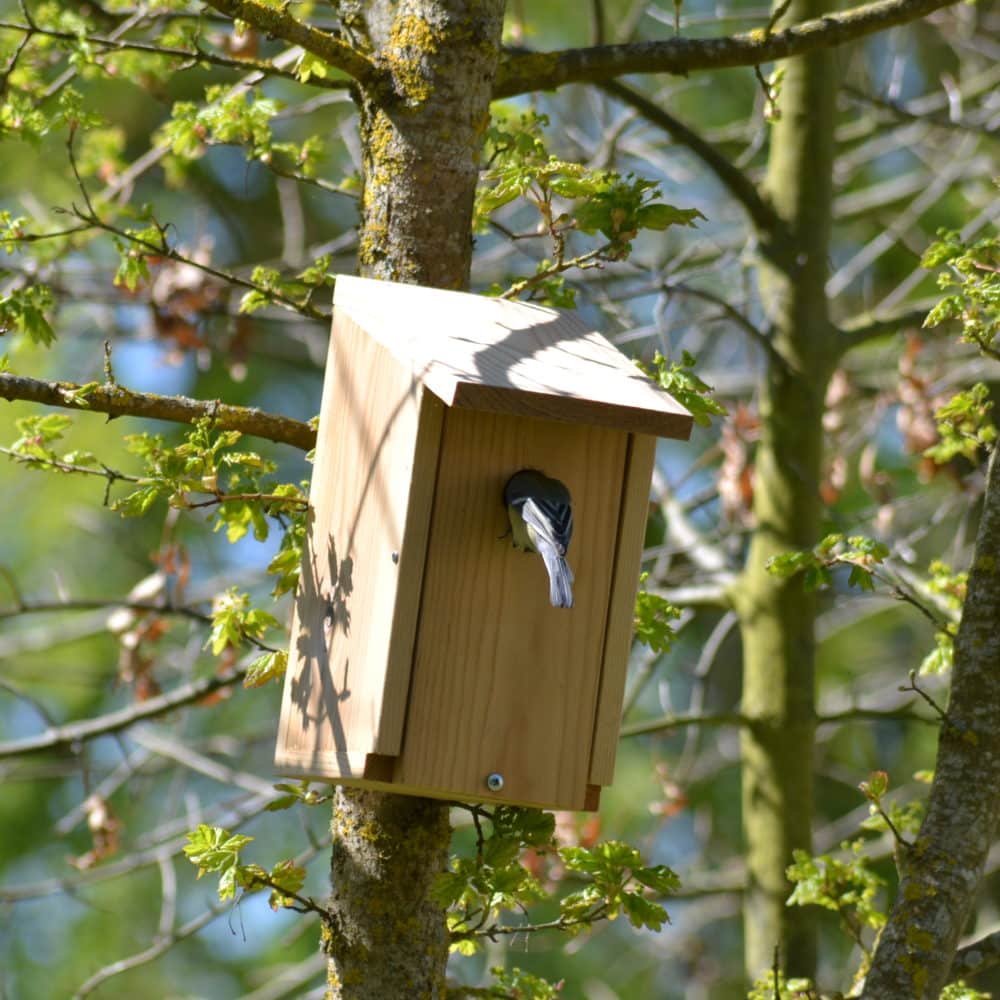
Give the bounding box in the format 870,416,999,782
862,449,1000,997
735,0,839,980
324,3,505,997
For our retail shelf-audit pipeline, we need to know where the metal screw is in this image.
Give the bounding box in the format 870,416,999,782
485,773,504,793
391,551,399,564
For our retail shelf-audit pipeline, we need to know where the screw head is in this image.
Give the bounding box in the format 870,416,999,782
485,772,504,793
391,551,399,564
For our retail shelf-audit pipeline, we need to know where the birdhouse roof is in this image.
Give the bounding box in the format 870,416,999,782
333,276,693,440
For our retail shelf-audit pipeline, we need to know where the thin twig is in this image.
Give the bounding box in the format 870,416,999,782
0,16,355,90
622,703,935,738
0,597,210,623
600,80,784,240
898,670,949,723
0,666,250,760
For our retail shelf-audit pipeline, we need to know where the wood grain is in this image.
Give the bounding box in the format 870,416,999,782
588,433,658,786
394,409,626,810
274,314,443,776
333,275,693,441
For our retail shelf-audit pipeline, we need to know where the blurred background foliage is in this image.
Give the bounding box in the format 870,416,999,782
0,0,998,996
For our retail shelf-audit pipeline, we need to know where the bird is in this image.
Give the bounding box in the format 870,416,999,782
503,469,575,608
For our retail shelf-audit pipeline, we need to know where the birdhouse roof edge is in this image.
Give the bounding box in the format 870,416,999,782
331,275,694,440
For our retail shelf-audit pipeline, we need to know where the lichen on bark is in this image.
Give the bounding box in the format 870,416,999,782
356,1,502,289
326,790,452,999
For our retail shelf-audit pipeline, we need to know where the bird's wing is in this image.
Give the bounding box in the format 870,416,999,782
520,497,572,555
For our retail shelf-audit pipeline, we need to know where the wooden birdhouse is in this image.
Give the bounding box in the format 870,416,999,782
274,276,692,811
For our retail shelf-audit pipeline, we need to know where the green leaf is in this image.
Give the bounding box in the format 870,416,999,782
239,288,271,314
641,351,727,427
786,840,886,931
766,550,819,579
113,484,164,517
621,891,669,930
244,649,288,688
432,870,469,909
265,794,300,812
11,414,73,460
632,864,682,896
634,577,681,653
296,51,331,83
492,806,555,847
487,967,562,1000
921,231,1000,355
747,971,818,1000
267,524,305,597
924,384,995,465
920,631,954,675
0,284,56,346
941,982,993,1000
923,293,964,328
802,564,833,592
183,824,253,876
859,770,889,801
207,588,278,655
634,203,705,231
114,250,150,292
267,859,306,910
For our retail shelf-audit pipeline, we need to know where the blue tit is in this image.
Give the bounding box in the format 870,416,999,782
504,469,575,609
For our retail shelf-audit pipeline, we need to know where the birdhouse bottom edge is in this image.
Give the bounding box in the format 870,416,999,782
273,747,602,811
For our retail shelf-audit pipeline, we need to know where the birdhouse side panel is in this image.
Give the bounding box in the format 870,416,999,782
394,409,627,809
275,315,441,778
589,433,657,787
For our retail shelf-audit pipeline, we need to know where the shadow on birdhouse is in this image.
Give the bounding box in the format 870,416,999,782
275,276,692,811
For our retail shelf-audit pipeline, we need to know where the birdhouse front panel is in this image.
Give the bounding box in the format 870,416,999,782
394,408,628,810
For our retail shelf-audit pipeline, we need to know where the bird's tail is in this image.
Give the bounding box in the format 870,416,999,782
538,540,574,609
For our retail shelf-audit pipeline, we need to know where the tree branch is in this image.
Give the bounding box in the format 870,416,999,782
71,839,328,998
0,792,275,904
839,306,931,349
950,927,1000,981
622,704,933,737
0,372,316,451
0,665,249,760
658,279,788,368
200,0,378,86
622,712,749,737
600,80,783,237
0,17,354,91
862,446,1000,998
494,0,963,98
0,598,210,623
843,84,1000,140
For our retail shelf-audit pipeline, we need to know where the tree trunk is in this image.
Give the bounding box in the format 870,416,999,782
325,3,505,997
862,450,1000,997
736,0,839,979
